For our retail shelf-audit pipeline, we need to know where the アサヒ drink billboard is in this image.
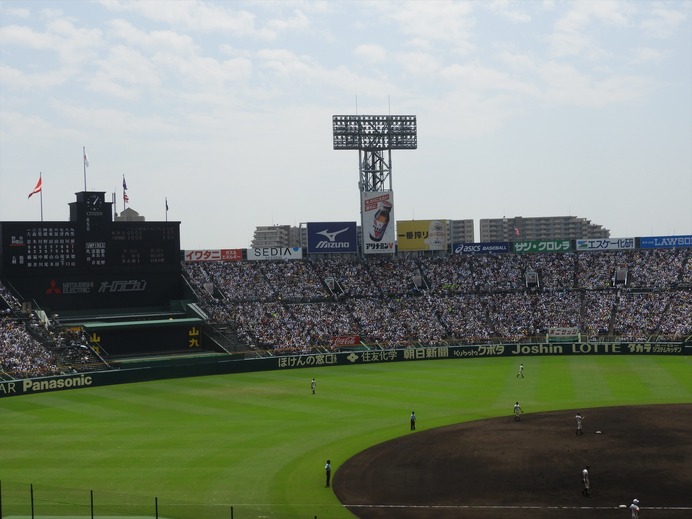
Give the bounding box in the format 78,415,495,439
361,191,395,254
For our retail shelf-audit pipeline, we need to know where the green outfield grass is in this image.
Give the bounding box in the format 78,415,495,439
1,355,691,518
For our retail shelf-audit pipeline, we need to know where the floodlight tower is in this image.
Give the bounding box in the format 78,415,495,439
332,115,417,253
332,115,417,192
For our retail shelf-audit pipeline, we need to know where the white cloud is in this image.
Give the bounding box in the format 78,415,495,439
355,44,387,63
384,0,476,54
100,0,275,39
549,1,633,58
640,5,689,39
265,9,310,33
487,0,531,23
538,61,651,107
3,6,30,18
630,47,667,64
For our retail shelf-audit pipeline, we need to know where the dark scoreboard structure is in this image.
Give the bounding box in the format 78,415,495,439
0,191,183,313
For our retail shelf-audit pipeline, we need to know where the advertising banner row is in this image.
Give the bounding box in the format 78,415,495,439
184,233,692,262
2,341,689,398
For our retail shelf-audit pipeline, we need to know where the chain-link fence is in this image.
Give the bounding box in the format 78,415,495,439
0,481,337,519
1,481,213,518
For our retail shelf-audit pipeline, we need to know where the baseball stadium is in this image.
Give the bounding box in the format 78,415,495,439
1,118,691,519
1,181,691,519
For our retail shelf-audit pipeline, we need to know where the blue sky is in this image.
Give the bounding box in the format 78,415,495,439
1,0,690,249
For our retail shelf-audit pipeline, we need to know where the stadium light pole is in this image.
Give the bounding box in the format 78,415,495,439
332,115,417,253
332,115,417,192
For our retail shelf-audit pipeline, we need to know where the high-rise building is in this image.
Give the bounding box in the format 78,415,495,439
448,219,474,244
250,225,301,248
480,216,609,242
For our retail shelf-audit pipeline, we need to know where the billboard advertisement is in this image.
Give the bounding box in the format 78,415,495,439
453,242,510,255
513,240,573,254
362,191,395,254
184,249,243,262
639,235,692,249
396,220,448,251
247,247,303,261
307,222,358,253
576,238,635,251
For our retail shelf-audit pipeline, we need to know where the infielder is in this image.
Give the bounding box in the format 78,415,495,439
581,466,590,497
630,498,640,518
576,412,584,435
513,401,523,421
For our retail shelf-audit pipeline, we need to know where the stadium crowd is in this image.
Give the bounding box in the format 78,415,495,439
183,248,691,354
0,283,103,379
1,248,690,377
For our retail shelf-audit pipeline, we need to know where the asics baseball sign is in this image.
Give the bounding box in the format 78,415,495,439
307,222,357,253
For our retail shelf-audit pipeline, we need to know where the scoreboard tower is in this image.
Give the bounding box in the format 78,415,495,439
0,191,182,314
332,115,417,254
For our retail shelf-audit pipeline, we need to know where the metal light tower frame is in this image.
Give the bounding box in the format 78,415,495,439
332,115,417,193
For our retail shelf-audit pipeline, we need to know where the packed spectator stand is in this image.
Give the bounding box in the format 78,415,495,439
0,283,106,380
183,248,692,355
2,248,690,379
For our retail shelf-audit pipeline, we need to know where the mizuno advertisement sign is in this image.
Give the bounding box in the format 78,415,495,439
307,222,358,253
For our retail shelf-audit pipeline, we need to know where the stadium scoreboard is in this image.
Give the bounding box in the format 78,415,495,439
1,192,180,274
0,191,182,312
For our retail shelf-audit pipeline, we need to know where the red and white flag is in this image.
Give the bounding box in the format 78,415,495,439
84,149,90,167
514,227,520,237
28,175,42,198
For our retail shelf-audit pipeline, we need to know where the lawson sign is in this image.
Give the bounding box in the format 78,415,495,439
307,222,358,253
639,235,692,249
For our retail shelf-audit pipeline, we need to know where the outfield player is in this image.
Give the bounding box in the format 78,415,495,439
576,412,584,435
311,378,316,395
630,499,640,518
516,363,524,378
325,459,331,487
410,411,416,430
513,402,523,421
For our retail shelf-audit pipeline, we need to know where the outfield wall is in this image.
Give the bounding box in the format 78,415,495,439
1,341,690,398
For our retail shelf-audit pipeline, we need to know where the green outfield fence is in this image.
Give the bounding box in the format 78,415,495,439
0,481,332,519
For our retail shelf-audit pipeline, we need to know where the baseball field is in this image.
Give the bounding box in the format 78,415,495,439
0,354,690,518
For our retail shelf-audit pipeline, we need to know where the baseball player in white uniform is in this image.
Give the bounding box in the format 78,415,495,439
513,402,523,421
630,498,640,518
576,412,584,435
581,466,590,496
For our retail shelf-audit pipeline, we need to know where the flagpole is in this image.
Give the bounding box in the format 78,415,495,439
83,146,87,190
39,172,44,222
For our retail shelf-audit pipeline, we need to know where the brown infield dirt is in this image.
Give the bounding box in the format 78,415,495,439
333,404,692,519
